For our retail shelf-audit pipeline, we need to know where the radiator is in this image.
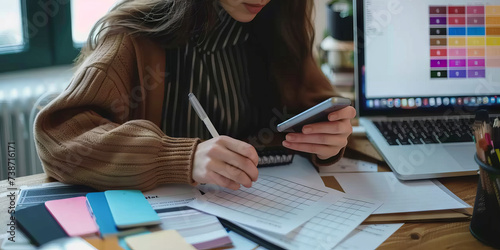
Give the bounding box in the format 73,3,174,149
0,90,64,180
0,66,73,180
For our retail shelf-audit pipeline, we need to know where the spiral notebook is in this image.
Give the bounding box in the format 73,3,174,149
256,146,294,167
250,132,295,167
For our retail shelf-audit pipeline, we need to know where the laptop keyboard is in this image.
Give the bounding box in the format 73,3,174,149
373,118,475,146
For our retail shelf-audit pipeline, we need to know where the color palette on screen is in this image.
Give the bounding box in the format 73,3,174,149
449,6,467,78
466,6,485,78
430,6,448,78
429,5,500,79
486,6,500,68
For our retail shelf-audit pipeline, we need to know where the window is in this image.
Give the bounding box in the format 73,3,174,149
71,0,118,46
0,0,24,52
0,0,120,73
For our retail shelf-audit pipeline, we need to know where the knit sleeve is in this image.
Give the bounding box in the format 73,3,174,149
34,35,200,191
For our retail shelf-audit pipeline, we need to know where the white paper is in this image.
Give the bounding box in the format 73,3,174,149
258,155,324,187
432,180,472,207
319,158,378,174
352,126,367,136
238,192,382,250
143,184,202,209
157,208,231,249
1,230,36,250
226,231,259,250
190,175,341,235
334,223,404,250
18,182,68,189
333,172,471,214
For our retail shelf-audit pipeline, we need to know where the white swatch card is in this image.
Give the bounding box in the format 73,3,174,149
189,175,341,235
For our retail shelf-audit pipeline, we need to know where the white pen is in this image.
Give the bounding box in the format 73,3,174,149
188,93,220,138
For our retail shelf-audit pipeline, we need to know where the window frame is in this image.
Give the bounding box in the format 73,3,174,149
51,1,80,65
0,0,81,73
0,0,53,73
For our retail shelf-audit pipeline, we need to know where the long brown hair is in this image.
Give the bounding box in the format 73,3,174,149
78,0,315,88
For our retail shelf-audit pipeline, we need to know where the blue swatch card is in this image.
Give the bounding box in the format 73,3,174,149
86,192,119,236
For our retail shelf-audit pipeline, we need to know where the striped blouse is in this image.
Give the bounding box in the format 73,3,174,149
161,9,271,140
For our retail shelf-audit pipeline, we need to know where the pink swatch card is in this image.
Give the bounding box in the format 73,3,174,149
45,196,99,237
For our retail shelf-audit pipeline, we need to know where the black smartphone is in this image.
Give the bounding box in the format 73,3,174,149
276,97,351,132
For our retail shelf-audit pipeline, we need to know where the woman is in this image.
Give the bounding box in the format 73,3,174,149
34,0,356,191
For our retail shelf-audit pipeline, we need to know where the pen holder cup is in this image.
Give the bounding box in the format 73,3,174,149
470,154,500,248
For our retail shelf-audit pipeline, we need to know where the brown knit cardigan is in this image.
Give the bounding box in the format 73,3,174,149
34,34,342,191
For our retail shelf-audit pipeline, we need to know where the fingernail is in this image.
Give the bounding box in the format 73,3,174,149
286,134,295,141
328,114,336,121
303,127,312,133
283,141,290,147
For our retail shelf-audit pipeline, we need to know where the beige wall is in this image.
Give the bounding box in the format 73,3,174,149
313,0,330,56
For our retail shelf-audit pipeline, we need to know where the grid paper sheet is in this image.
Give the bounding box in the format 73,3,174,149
189,175,342,234
239,193,382,250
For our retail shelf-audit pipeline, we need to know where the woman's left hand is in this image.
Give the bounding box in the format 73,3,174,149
282,106,356,160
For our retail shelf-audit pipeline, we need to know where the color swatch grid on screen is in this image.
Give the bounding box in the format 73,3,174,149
429,5,500,79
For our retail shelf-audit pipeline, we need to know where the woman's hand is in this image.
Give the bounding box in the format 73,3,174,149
193,136,259,190
282,106,356,160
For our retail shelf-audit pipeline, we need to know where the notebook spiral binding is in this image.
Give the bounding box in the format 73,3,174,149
257,146,294,167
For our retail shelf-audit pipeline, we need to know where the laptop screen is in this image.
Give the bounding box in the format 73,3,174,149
355,0,500,116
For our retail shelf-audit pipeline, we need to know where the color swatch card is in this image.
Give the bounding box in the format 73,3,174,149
15,203,68,246
86,192,119,236
45,196,99,237
83,236,123,250
118,231,151,250
104,190,161,229
124,230,196,250
156,207,232,249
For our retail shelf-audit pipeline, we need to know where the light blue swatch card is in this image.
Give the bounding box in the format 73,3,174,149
104,190,161,229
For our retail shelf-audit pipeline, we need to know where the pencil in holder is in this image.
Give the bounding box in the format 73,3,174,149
470,153,500,248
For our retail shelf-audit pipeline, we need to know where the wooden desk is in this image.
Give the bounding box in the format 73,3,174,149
0,163,493,249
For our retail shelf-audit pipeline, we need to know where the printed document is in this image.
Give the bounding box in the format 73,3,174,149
333,172,470,214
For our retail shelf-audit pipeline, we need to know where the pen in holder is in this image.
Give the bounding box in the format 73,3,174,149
470,153,500,248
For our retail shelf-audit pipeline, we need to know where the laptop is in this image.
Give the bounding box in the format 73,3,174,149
354,0,500,180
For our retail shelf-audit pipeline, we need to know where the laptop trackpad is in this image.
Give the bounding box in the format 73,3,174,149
444,144,476,170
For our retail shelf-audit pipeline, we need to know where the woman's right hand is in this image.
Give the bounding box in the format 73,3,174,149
192,136,259,190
